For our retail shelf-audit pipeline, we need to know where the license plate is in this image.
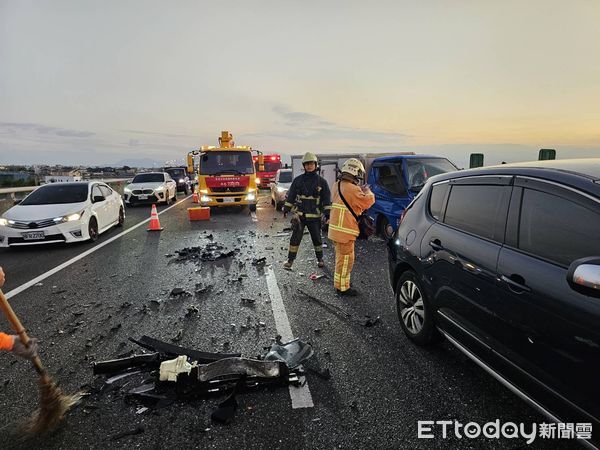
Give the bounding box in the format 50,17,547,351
138,194,148,200
223,197,235,203
22,231,45,240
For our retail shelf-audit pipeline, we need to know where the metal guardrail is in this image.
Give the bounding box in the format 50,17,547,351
0,179,130,215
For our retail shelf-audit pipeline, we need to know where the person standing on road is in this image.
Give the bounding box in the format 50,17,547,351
328,158,375,296
282,152,331,270
0,266,38,358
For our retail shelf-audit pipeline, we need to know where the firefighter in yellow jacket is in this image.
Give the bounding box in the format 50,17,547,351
328,158,375,296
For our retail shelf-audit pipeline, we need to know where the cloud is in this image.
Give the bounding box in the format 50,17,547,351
0,122,95,138
246,105,409,143
118,129,193,138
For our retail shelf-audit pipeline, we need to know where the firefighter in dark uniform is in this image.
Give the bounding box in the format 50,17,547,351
283,152,331,270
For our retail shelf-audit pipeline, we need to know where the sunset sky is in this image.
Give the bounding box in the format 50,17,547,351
1,0,599,168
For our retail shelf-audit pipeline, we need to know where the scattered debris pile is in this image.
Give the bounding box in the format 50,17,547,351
172,244,236,263
89,335,315,424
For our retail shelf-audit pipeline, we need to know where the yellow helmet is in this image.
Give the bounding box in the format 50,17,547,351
341,158,365,179
302,152,318,165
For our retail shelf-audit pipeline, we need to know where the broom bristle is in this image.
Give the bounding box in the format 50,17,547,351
24,376,81,434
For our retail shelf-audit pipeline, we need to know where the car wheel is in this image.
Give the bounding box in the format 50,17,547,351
378,215,394,240
395,271,440,345
88,217,99,242
116,207,124,227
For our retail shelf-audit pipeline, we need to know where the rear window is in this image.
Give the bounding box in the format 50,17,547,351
519,189,600,266
133,173,165,183
444,184,510,241
21,184,88,205
406,158,458,191
278,171,292,183
165,169,185,178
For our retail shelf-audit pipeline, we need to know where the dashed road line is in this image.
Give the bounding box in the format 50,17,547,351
265,267,314,409
4,197,191,300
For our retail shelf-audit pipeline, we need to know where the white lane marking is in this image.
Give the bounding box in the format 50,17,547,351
265,267,314,409
4,197,191,300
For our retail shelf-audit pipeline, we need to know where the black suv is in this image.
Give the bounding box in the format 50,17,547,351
164,167,192,194
387,159,600,447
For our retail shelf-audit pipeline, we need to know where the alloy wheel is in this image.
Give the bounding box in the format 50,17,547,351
397,280,425,334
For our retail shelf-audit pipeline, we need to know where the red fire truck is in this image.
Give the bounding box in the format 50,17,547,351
253,153,282,189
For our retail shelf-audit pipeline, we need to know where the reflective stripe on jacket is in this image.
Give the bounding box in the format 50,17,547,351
328,180,375,243
283,172,332,221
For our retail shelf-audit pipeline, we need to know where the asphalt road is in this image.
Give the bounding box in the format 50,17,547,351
0,193,580,449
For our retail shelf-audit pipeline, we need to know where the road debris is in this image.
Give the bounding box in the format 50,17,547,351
89,336,317,425
309,273,325,281
251,257,267,266
297,289,382,328
173,244,236,263
111,426,145,441
170,287,191,298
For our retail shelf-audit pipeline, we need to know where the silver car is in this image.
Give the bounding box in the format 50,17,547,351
270,169,292,209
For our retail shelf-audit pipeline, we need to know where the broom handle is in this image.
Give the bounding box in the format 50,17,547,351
0,289,47,377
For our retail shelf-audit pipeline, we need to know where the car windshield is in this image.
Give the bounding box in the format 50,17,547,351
278,171,293,183
200,151,254,175
406,158,458,191
255,161,282,172
165,169,186,179
132,173,164,183
20,184,88,205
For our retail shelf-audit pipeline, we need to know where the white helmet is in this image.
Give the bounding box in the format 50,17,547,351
341,158,365,180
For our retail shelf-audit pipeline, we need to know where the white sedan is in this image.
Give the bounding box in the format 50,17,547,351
123,172,177,206
0,182,124,247
270,169,293,209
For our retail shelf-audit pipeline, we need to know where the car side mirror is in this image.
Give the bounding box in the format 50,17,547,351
567,257,600,298
93,195,105,203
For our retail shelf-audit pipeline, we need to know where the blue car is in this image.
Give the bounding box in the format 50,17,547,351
367,155,458,238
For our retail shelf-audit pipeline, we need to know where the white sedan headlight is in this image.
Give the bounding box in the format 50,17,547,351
154,186,165,191
0,218,7,226
124,186,132,193
53,212,83,224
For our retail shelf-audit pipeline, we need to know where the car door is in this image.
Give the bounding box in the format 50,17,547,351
165,174,175,198
495,178,600,422
421,176,512,355
90,184,108,229
99,185,119,223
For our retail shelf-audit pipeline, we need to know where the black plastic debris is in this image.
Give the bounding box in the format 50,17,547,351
91,336,316,425
170,288,191,297
129,335,240,362
111,426,144,441
173,244,236,263
240,297,255,306
361,316,381,327
211,381,243,424
264,338,314,369
251,257,267,266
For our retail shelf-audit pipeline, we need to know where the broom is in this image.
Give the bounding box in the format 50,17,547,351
0,288,80,433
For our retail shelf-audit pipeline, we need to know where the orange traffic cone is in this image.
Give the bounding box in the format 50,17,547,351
192,192,199,203
147,204,163,231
